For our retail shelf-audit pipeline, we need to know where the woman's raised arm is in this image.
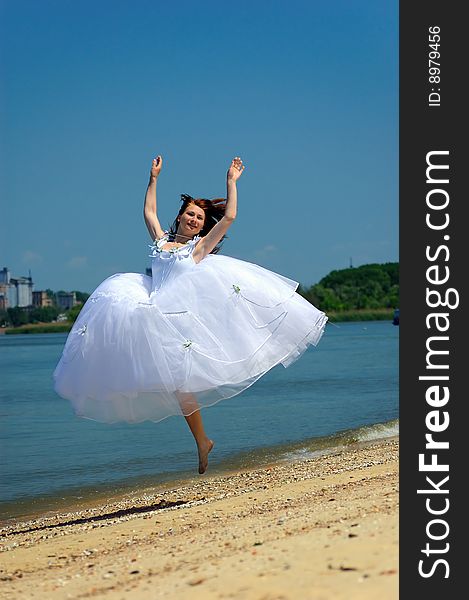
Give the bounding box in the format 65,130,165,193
192,157,245,262
143,156,165,241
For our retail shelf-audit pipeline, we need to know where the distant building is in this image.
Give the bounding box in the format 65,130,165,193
33,291,54,307
0,268,12,308
0,284,7,310
0,267,34,308
56,291,77,310
6,284,17,307
0,267,10,284
11,277,34,307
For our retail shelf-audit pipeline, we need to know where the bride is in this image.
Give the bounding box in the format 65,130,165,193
54,155,327,474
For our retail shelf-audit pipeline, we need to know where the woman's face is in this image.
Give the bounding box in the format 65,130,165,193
178,203,206,237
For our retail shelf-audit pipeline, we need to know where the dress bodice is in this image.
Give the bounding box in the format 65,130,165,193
149,235,200,295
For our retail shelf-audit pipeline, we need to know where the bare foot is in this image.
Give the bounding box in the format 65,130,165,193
198,439,214,474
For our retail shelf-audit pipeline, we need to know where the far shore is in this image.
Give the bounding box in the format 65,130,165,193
0,437,398,599
1,309,396,335
1,321,72,335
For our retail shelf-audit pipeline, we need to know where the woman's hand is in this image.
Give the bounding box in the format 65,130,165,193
227,156,245,182
151,155,163,179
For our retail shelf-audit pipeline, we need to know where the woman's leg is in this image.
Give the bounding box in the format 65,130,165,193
184,410,214,474
177,392,214,474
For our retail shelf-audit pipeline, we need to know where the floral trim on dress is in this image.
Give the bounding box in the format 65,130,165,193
148,232,201,258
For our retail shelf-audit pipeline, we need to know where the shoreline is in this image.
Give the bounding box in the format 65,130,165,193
1,424,398,525
0,322,72,335
1,436,398,599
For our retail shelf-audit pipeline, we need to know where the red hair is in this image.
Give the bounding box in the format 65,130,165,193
169,194,227,253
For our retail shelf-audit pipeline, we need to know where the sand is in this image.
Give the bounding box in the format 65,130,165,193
0,437,398,599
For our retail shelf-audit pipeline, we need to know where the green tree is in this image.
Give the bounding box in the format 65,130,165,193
298,262,399,312
45,289,57,304
29,306,60,323
7,307,29,327
0,309,9,327
67,303,84,323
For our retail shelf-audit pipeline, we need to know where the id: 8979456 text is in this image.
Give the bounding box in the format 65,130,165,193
428,26,441,107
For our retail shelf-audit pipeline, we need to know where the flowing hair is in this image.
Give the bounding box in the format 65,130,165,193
168,194,227,254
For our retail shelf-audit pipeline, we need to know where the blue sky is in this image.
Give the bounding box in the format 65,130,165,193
1,0,398,293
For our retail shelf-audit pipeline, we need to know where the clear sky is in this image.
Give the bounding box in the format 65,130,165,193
1,0,398,293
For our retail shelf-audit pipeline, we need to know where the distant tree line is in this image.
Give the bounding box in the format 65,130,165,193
1,265,399,328
297,262,399,312
1,306,60,327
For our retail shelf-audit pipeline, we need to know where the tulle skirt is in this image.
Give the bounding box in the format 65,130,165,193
53,254,327,423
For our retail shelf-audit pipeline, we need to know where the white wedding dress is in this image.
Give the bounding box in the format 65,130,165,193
53,235,328,423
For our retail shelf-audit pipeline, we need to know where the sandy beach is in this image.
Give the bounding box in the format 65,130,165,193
0,437,398,599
